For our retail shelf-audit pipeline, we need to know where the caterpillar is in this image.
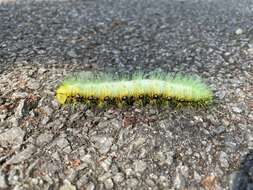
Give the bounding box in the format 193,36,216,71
55,72,213,108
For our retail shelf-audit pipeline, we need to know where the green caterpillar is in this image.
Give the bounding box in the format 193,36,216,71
56,72,213,108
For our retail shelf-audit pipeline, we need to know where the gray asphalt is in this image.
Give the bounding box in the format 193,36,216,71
1,0,252,73
0,0,252,190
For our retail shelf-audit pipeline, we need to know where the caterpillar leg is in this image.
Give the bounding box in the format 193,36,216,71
116,101,124,109
142,95,150,106
149,99,157,107
97,101,107,109
150,95,165,107
120,96,134,108
134,99,143,108
160,99,169,107
134,95,148,107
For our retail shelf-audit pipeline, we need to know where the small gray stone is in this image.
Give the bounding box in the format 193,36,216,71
12,92,28,99
0,127,25,148
126,178,139,188
51,100,60,109
9,117,19,127
41,116,50,125
76,175,89,189
219,151,229,168
69,113,81,123
15,99,26,119
174,164,188,189
0,114,7,120
59,180,76,190
113,173,124,183
215,90,226,100
222,119,230,127
134,160,147,173
52,151,61,160
100,157,112,172
38,68,48,74
224,135,237,151
248,48,253,55
224,52,231,57
42,106,53,116
235,28,243,35
206,115,219,125
80,154,93,165
36,133,53,146
6,145,35,164
53,137,69,149
228,57,235,64
174,172,186,189
86,182,95,190
247,133,253,149
98,172,112,182
232,107,242,113
158,175,169,187
166,151,175,166
92,136,113,154
194,171,202,183
104,178,114,189
213,126,226,135
66,169,78,182
0,172,8,189
125,168,134,176
67,50,78,58
27,80,40,90
145,178,156,187
28,69,37,77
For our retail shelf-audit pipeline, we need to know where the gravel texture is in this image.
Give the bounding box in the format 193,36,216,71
0,0,252,189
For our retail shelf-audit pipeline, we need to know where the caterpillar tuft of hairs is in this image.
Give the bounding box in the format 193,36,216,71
55,71,213,108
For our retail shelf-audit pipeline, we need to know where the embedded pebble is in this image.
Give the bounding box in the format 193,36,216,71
92,136,114,154
0,127,25,148
67,50,78,58
174,172,186,189
113,173,125,183
134,160,147,173
59,180,76,190
0,114,7,120
232,107,242,113
27,80,40,90
15,99,26,119
36,133,54,146
104,178,114,189
219,151,229,168
126,178,139,188
235,28,243,35
53,137,69,150
6,145,35,164
100,157,112,172
12,92,28,99
41,116,50,125
38,68,48,74
86,182,95,190
0,172,8,189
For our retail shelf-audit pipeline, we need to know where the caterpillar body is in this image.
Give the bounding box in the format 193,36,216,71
56,72,213,108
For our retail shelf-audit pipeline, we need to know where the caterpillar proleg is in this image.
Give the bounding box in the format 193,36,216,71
56,72,213,108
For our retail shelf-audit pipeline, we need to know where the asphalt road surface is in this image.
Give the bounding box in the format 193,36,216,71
0,0,252,189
